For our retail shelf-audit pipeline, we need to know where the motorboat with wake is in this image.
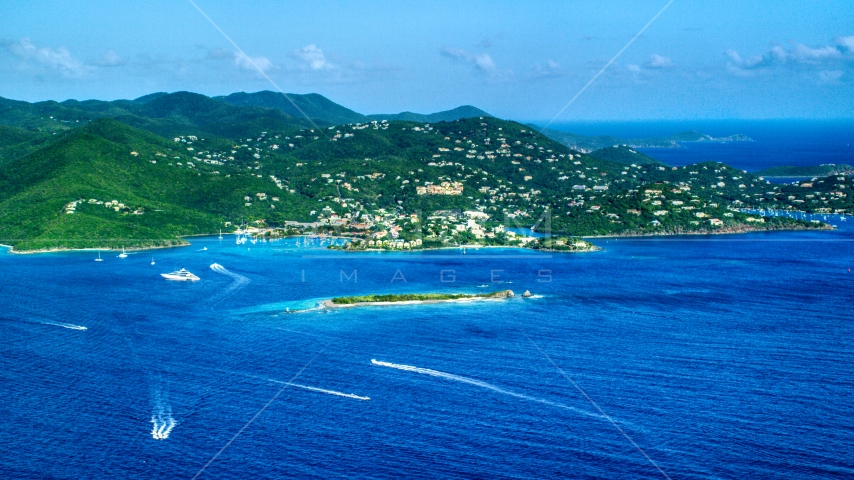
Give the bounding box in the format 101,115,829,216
160,268,200,281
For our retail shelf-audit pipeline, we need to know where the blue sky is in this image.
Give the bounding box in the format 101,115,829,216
1,0,852,120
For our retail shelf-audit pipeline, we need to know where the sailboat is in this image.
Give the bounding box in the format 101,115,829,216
95,251,103,262
118,247,127,258
218,229,223,240
151,257,155,265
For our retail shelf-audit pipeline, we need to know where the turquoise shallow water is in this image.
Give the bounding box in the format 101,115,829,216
1,223,853,479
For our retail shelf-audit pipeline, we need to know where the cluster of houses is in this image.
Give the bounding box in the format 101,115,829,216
415,181,464,196
363,238,423,249
63,198,143,215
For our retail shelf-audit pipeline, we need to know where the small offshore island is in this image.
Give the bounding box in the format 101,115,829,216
324,290,519,309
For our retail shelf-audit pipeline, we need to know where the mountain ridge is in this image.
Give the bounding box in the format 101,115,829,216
367,105,493,123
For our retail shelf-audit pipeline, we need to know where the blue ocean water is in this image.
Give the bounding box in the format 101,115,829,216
1,224,853,479
548,120,854,173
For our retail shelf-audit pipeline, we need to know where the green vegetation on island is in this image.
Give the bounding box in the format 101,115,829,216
330,290,514,305
0,91,847,253
535,126,754,153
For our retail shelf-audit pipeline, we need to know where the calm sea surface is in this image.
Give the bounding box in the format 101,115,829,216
1,219,853,478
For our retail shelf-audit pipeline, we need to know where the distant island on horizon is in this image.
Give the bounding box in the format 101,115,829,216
0,90,848,253
531,125,754,153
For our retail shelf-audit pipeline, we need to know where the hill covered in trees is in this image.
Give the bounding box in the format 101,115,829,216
0,92,845,252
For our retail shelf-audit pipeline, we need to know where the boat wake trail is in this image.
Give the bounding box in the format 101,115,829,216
39,321,88,330
203,366,370,401
371,359,602,419
287,383,370,401
1,315,88,331
209,263,250,300
150,391,177,440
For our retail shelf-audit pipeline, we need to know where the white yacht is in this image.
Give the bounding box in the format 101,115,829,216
95,251,103,262
160,268,200,281
118,247,127,259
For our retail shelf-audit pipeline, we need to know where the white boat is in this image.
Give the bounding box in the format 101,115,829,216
95,251,103,262
160,268,200,281
218,229,223,240
151,257,155,265
118,247,127,259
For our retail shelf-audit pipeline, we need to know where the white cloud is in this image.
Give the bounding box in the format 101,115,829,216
644,54,673,69
441,46,508,78
5,38,88,77
291,44,333,71
472,53,496,73
530,59,565,79
725,49,766,69
441,47,468,62
97,50,125,67
836,36,854,53
818,70,843,84
726,36,854,75
234,51,273,72
789,44,841,63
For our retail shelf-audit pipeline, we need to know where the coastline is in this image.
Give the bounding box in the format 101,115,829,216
5,240,190,255
581,222,833,240
0,221,832,255
338,243,601,254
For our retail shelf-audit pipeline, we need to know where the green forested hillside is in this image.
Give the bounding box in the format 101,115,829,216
0,94,847,252
367,105,492,123
588,145,663,165
0,119,315,251
215,91,368,125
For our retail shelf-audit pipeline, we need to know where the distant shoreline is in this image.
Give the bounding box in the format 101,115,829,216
581,222,832,239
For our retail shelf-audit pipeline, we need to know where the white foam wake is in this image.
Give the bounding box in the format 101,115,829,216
150,412,176,440
288,383,370,401
204,366,370,402
39,321,87,330
150,389,177,440
209,263,250,297
371,359,602,418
